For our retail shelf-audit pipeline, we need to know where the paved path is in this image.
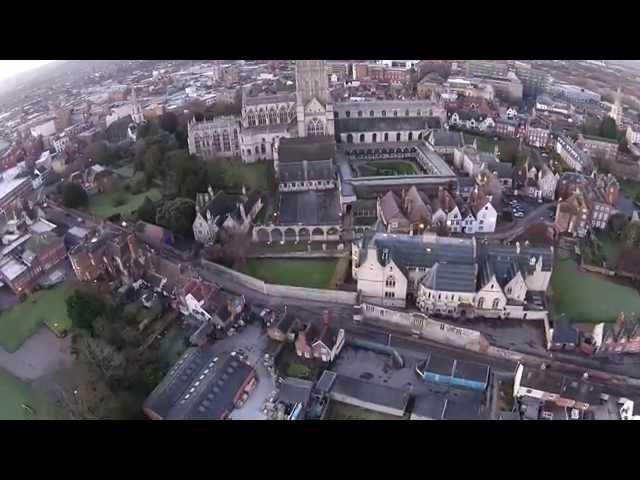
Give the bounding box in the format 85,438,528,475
0,327,72,381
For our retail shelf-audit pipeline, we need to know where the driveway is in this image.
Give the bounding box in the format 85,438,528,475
0,326,73,381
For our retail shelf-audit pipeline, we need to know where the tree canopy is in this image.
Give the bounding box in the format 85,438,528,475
155,197,196,237
136,196,157,224
66,290,108,334
61,182,89,209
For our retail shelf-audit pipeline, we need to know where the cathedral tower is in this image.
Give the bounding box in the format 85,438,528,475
295,60,334,138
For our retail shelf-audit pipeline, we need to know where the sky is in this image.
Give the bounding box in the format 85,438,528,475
0,60,56,83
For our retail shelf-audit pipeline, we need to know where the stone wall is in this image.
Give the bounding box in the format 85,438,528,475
200,259,357,305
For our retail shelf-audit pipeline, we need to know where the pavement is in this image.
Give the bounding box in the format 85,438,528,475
0,326,73,381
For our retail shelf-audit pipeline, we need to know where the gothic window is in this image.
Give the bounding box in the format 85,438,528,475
347,134,353,143
212,132,221,151
408,132,413,141
268,108,277,124
384,132,389,142
261,143,266,155
417,109,421,116
334,112,339,119
372,133,377,143
346,110,351,118
492,298,500,309
288,107,296,121
307,118,324,136
370,110,374,117
233,129,239,149
255,146,259,154
405,109,410,116
359,134,365,143
396,132,401,141
247,110,256,127
418,132,423,140
382,110,387,117
258,109,266,125
478,297,484,309
394,110,398,117
358,110,363,117
279,106,288,123
222,130,231,151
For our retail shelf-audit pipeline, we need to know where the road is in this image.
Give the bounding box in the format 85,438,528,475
483,201,557,241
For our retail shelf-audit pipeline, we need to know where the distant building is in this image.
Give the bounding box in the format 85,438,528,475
577,133,619,162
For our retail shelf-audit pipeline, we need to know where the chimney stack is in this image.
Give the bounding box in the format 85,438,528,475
323,309,330,326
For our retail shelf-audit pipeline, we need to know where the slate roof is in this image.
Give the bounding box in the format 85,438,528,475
485,160,514,180
278,136,336,163
244,92,295,106
278,190,341,226
370,233,476,271
551,317,579,345
518,366,603,406
144,349,255,420
278,377,313,406
421,262,477,293
330,374,409,414
429,129,464,148
335,117,429,133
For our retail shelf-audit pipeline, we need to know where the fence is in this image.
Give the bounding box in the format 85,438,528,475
200,259,357,305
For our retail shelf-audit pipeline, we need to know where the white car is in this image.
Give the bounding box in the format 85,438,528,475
514,212,524,218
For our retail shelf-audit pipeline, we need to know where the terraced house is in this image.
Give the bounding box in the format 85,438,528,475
352,232,552,320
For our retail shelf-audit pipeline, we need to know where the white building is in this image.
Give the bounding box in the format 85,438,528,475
353,232,553,320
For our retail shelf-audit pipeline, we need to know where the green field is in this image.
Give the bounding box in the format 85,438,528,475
464,133,499,152
87,187,162,219
357,161,418,177
620,179,640,200
325,401,401,421
241,258,338,289
551,258,640,323
0,369,63,420
214,161,274,193
0,284,73,352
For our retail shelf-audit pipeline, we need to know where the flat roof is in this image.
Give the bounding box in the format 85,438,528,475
0,176,30,202
0,257,28,280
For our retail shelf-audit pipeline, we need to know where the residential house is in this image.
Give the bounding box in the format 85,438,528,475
495,117,522,139
426,129,465,161
556,135,591,173
554,191,591,238
526,119,551,148
378,187,432,235
267,308,301,342
295,313,345,363
592,313,640,356
447,110,495,132
192,186,263,245
377,191,410,234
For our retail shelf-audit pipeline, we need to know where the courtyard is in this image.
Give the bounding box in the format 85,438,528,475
0,284,73,353
353,159,422,177
551,257,640,323
86,187,162,219
241,258,339,289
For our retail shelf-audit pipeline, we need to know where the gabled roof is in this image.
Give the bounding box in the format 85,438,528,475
422,262,477,293
278,136,336,163
429,129,465,148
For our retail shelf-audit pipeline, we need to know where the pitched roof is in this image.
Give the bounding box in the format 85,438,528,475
335,117,430,133
278,136,336,163
429,129,464,148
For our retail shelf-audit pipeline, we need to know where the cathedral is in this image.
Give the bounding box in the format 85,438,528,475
188,60,336,163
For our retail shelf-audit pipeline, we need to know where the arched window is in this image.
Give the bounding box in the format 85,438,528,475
268,108,277,124
247,110,256,127
384,132,389,142
345,110,351,118
408,132,413,141
372,133,377,143
382,110,387,117
307,118,324,136
254,146,259,154
212,132,221,151
279,106,288,123
492,298,500,309
258,109,266,125
370,110,374,117
222,130,230,151
347,134,353,143
418,132,423,140
385,275,396,288
405,109,410,116
478,297,484,309
261,143,266,155
359,133,365,143
396,132,401,142
393,110,398,117
417,109,421,116
358,110,363,117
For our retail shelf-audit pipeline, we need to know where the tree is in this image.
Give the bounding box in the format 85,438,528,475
61,182,89,209
66,290,108,333
155,197,196,237
609,212,629,239
136,196,157,224
159,112,179,133
599,116,618,140
74,333,125,380
622,220,640,248
203,230,251,268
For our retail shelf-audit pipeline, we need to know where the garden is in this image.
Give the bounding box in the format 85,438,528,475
0,284,73,353
355,160,420,177
0,369,64,420
240,258,340,289
86,186,162,219
325,401,401,421
550,256,640,323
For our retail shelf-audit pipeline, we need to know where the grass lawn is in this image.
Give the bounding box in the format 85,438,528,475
357,161,418,177
595,232,622,266
551,258,640,323
86,187,162,219
620,179,640,200
0,284,73,353
241,258,338,289
464,133,498,152
214,160,274,193
325,401,401,421
0,369,64,420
